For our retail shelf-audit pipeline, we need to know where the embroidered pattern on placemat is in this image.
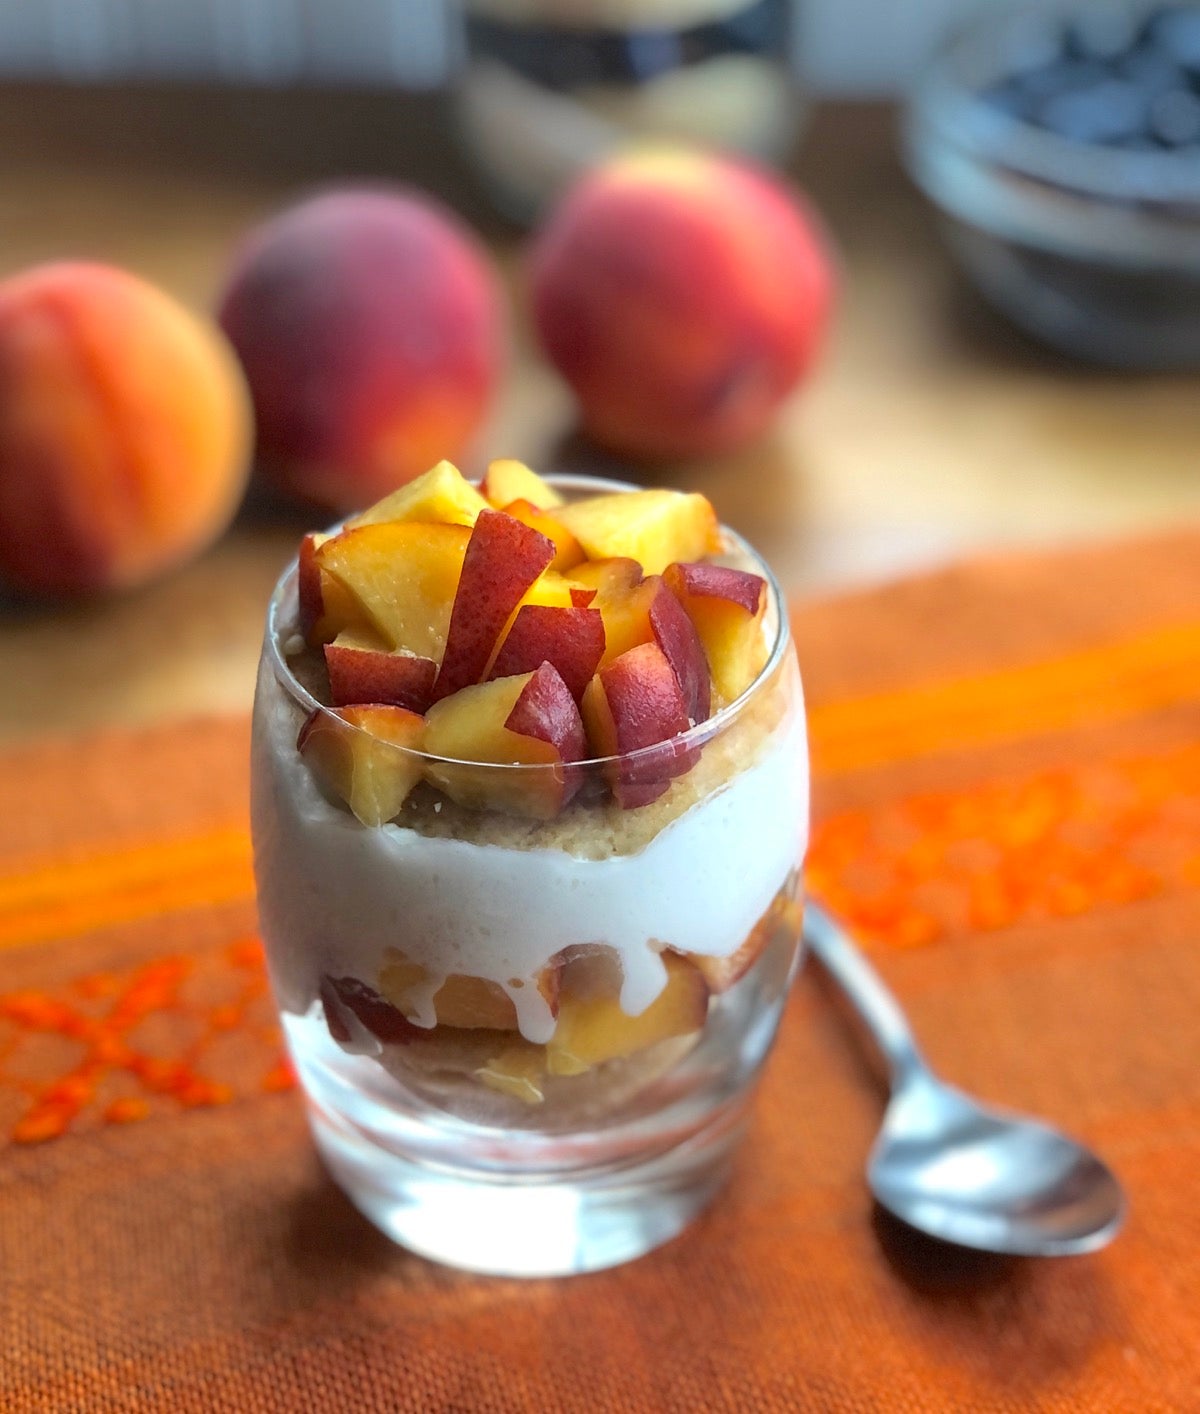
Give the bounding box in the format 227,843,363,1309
809,741,1200,947
0,938,292,1145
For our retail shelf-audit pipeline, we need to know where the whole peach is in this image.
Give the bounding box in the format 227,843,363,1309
218,188,505,512
0,262,251,597
529,150,835,460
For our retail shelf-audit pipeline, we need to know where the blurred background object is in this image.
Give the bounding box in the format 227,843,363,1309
0,0,452,88
0,0,991,93
906,2,1200,368
455,0,803,221
218,187,505,512
528,148,834,460
0,261,250,597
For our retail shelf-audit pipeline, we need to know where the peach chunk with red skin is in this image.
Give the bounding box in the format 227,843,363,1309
581,641,695,808
571,564,708,722
323,631,437,714
321,975,425,1047
299,530,383,647
647,579,710,724
663,561,768,703
501,498,584,573
298,703,425,826
424,664,587,818
488,604,605,702
433,508,556,701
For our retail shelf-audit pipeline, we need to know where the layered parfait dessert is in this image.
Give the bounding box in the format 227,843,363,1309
252,460,808,1134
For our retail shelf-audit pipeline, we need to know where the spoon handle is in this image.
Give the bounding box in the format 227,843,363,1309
803,902,925,1088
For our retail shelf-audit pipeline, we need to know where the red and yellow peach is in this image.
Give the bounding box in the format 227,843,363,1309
0,261,251,596
219,188,505,512
529,149,835,460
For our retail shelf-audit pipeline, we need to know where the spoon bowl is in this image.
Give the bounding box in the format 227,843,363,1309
805,904,1125,1256
870,1073,1125,1254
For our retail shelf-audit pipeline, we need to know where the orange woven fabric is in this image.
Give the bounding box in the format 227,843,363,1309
3,528,1199,1411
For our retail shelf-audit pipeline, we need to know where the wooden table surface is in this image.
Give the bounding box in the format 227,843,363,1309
1,86,1197,746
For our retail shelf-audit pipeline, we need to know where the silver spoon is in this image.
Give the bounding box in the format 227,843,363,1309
804,902,1126,1255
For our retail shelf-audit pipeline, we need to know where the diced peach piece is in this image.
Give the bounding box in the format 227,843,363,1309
297,703,425,826
502,498,585,573
314,521,469,659
663,561,768,702
477,1044,546,1105
592,574,659,666
479,567,593,679
647,579,710,723
434,976,517,1029
323,630,437,713
480,458,564,510
519,570,586,611
320,975,424,1046
298,531,371,646
570,560,683,671
546,952,709,1076
505,661,588,764
380,954,559,1031
577,568,709,719
686,937,763,994
489,604,605,701
568,556,643,597
580,641,693,808
555,489,721,575
424,665,586,817
554,944,624,1003
434,509,556,700
687,893,803,991
347,458,489,529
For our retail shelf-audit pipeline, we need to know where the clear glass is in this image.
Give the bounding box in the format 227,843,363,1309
250,475,809,1275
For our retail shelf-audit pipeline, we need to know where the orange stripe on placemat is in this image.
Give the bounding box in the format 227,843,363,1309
1,619,1197,955
0,824,254,951
807,619,1200,775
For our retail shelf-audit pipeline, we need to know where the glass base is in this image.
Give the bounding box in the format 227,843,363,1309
307,1091,747,1277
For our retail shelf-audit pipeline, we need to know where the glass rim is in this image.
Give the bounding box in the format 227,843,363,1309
262,471,793,777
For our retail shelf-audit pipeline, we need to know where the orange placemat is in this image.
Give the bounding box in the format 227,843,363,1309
3,528,1199,1412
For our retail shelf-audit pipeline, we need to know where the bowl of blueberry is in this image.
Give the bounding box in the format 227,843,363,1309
904,2,1200,367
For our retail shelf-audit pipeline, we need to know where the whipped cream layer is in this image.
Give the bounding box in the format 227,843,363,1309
252,655,809,1045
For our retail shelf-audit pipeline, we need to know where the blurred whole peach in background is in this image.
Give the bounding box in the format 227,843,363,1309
0,261,251,598
529,149,835,461
218,187,506,513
